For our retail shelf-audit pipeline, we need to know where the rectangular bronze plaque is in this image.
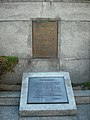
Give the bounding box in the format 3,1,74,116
32,21,58,58
27,77,68,104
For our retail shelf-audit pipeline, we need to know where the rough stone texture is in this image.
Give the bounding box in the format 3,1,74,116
74,90,90,104
0,84,21,91
46,0,90,2
0,21,32,58
0,0,45,2
0,58,60,85
77,104,90,120
19,116,78,120
0,104,90,120
0,106,19,120
0,92,20,97
0,0,90,3
0,59,29,85
0,21,89,84
59,21,90,83
25,59,60,72
0,92,20,105
75,97,90,104
74,90,90,97
0,21,90,58
0,58,90,84
60,20,90,83
60,21,90,59
60,59,90,83
0,2,90,84
0,98,19,105
0,2,90,21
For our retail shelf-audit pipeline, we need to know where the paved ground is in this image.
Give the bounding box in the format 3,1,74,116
0,104,90,120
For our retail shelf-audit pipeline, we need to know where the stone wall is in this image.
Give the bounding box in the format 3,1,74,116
0,0,90,3
0,1,90,84
0,21,32,58
60,21,90,83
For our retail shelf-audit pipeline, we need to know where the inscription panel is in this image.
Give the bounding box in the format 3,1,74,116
27,77,68,104
33,21,58,58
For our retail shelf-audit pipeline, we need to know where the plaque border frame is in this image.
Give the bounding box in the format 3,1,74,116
19,72,77,116
32,20,58,58
31,18,61,59
27,76,69,104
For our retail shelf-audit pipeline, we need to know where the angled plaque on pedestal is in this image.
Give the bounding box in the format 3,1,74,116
19,72,77,116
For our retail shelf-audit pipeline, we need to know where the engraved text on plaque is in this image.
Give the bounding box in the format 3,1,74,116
27,77,68,104
33,21,58,58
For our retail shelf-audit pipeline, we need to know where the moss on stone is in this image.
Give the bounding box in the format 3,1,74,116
83,82,90,88
0,56,19,76
72,82,90,90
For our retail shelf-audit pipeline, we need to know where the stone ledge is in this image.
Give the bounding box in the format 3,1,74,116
0,92,20,105
0,84,21,91
74,90,90,104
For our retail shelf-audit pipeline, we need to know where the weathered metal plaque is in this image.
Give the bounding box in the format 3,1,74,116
32,21,58,58
27,77,68,104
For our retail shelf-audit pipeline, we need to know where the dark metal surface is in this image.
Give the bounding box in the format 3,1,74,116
27,77,68,104
32,21,58,58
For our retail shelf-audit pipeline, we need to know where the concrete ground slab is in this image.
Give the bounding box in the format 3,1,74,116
0,106,19,120
77,104,90,120
0,104,90,120
19,116,78,120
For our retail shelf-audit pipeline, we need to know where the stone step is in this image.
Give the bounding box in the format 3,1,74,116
0,84,21,91
0,92,20,105
0,84,87,91
0,90,90,106
74,90,90,104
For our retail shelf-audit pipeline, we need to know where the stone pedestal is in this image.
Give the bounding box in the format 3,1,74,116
19,72,77,116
